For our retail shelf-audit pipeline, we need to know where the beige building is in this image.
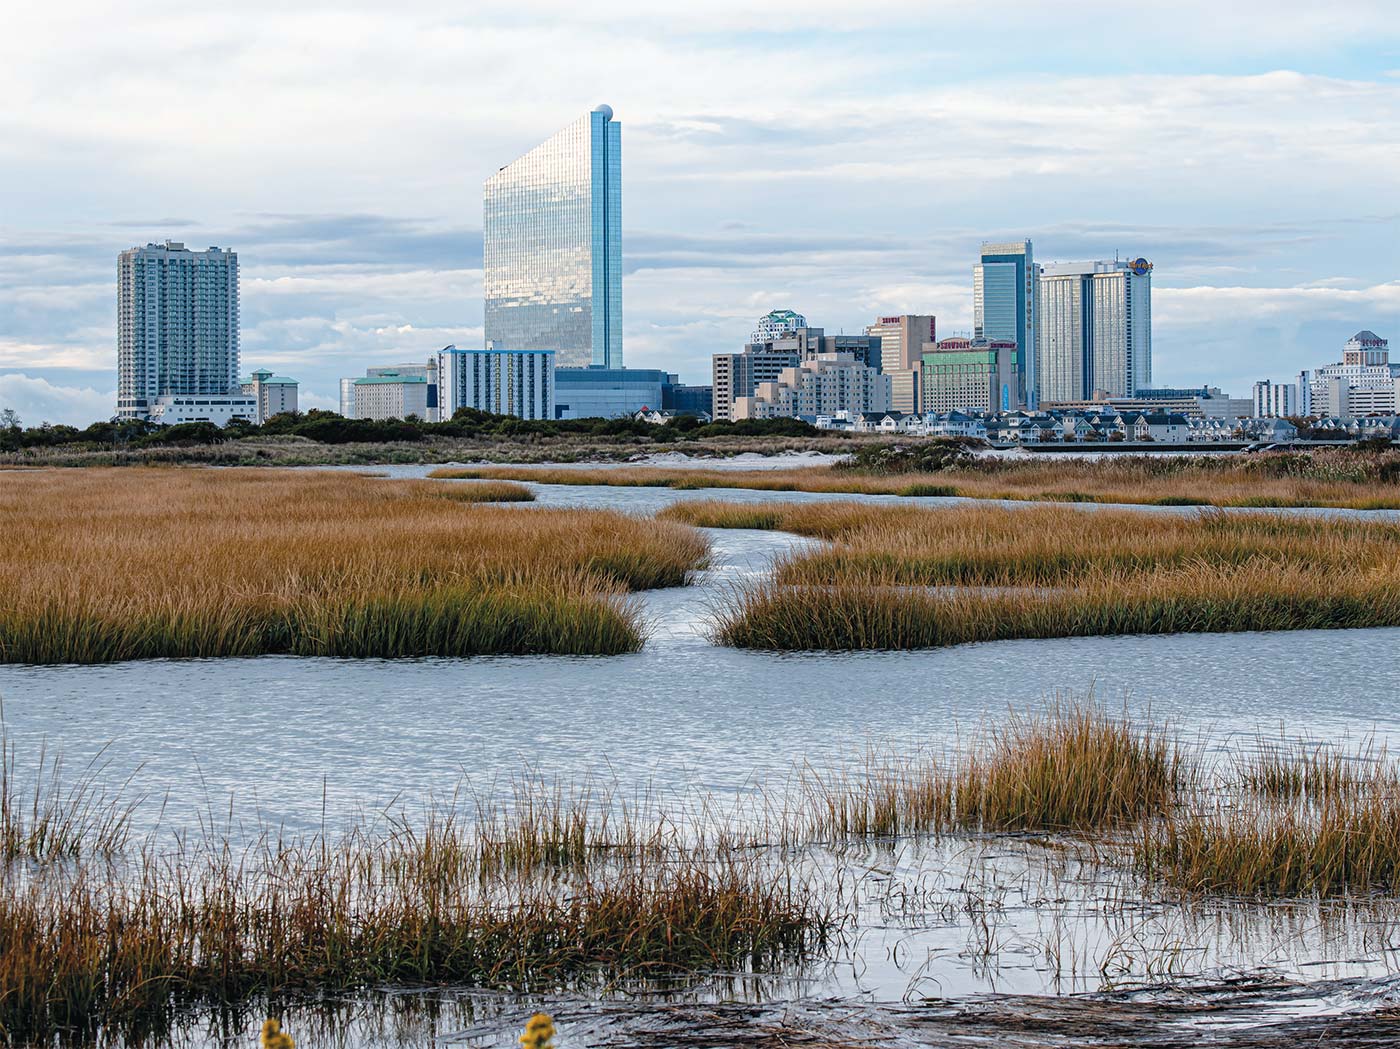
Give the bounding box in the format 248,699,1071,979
921,338,1018,413
864,315,935,413
240,368,298,423
732,354,891,421
351,373,429,421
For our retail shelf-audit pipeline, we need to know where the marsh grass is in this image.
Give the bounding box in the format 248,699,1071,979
0,769,831,1045
663,500,1400,650
804,702,1182,838
1238,741,1391,800
0,738,141,863
1138,791,1400,897
9,702,1400,1042
439,448,1400,509
0,469,710,663
431,479,536,502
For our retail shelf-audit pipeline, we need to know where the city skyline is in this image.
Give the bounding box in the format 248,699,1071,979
3,2,1399,424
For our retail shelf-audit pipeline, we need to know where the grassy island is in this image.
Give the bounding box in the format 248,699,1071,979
0,469,709,663
659,499,1400,651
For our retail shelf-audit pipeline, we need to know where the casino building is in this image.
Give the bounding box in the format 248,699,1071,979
1035,258,1152,402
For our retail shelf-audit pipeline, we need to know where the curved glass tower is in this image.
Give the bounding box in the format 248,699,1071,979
483,105,622,368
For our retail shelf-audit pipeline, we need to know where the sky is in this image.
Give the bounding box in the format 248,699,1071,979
2,1,1399,426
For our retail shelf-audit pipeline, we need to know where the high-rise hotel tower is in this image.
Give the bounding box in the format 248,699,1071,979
1036,258,1153,403
117,241,241,420
484,105,622,369
973,240,1037,408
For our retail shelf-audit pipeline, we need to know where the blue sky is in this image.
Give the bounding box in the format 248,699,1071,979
2,1,1399,424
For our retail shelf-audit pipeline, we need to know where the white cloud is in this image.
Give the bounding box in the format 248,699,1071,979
0,373,114,428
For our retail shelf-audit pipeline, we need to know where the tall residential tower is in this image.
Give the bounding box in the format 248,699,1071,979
973,241,1037,408
117,241,241,420
483,105,622,368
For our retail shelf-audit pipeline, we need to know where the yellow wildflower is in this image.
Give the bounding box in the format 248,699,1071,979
260,1018,295,1049
519,1012,555,1049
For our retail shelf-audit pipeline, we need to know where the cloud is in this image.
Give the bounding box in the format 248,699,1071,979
0,373,114,428
3,6,1400,422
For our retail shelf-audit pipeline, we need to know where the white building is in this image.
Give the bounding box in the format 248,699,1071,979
117,241,240,421
147,394,258,426
1036,258,1152,402
731,353,890,421
339,360,442,421
751,309,808,344
1252,380,1296,419
351,374,429,421
240,369,298,423
1302,331,1398,416
439,344,554,420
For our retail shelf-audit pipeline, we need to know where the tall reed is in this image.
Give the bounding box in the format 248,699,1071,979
0,469,710,663
0,771,830,1045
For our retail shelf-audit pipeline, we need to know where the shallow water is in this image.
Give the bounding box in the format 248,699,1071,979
4,468,1400,1043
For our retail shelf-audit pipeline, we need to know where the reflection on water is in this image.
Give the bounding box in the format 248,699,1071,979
5,471,1400,1044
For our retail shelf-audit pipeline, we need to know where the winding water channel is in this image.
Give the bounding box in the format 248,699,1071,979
4,463,1400,1045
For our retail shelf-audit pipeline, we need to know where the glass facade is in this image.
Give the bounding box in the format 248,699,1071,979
1036,260,1152,402
554,367,671,419
483,106,622,369
974,241,1036,408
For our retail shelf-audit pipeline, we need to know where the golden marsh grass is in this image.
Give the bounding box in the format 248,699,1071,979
442,450,1400,509
658,500,1400,650
0,469,709,663
804,701,1182,838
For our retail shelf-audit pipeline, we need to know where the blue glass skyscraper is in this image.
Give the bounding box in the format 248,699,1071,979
483,105,622,369
973,240,1036,409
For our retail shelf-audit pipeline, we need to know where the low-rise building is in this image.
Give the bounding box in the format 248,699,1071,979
351,373,429,421
554,366,671,419
147,394,258,426
731,354,891,421
341,359,442,420
1043,386,1249,421
240,368,298,423
661,382,713,418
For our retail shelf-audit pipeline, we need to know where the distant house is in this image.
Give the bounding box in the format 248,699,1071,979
1142,412,1191,442
634,407,711,425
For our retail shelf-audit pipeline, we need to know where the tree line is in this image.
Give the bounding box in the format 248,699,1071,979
0,407,827,451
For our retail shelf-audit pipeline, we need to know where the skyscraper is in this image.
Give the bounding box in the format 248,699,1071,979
117,241,240,420
973,241,1037,408
1036,258,1153,403
483,105,622,369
